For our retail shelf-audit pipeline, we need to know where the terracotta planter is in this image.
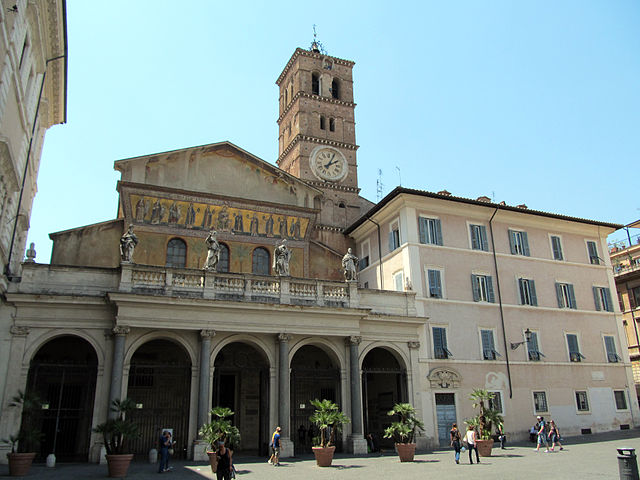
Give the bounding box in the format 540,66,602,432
396,443,416,462
476,439,493,457
7,452,36,477
207,451,218,473
312,446,336,467
106,453,134,478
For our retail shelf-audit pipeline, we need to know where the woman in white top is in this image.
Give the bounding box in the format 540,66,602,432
465,425,480,464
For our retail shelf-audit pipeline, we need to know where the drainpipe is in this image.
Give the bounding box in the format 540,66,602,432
4,52,67,280
364,216,384,290
488,208,513,398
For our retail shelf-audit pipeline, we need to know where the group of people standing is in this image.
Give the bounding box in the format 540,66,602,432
534,415,563,452
449,424,481,464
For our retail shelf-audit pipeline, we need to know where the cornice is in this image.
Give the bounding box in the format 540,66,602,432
306,180,360,194
277,135,359,165
277,91,356,124
315,224,344,233
276,48,355,86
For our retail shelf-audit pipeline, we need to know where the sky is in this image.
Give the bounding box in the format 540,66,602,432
27,0,640,262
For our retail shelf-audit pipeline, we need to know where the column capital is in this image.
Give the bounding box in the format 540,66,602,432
277,333,291,343
10,325,29,336
407,340,420,349
345,335,362,346
112,325,131,336
200,329,216,339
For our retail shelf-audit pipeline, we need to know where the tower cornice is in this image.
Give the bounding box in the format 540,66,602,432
276,48,355,86
277,91,356,125
278,134,359,165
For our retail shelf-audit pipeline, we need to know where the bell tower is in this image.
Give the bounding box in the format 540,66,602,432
276,41,365,247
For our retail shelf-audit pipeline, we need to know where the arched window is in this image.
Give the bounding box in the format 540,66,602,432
218,243,230,273
284,89,288,105
329,117,335,132
311,73,320,95
320,115,326,130
166,238,187,268
290,83,294,100
252,247,270,275
331,79,340,99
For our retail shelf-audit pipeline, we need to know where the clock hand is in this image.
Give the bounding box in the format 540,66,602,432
324,159,338,169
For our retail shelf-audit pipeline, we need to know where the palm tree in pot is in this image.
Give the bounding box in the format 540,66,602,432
93,398,140,478
198,407,240,473
383,403,424,462
467,389,503,457
309,399,350,467
2,390,43,476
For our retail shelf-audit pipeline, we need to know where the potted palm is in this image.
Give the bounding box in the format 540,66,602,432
309,399,350,467
466,389,503,457
383,403,425,462
93,398,140,478
2,391,43,476
198,407,240,473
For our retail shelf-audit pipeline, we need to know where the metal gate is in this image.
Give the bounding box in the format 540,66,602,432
291,368,341,454
127,363,191,459
27,363,97,462
362,368,407,449
435,393,457,447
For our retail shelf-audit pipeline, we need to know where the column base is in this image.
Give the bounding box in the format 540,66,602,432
348,435,368,455
279,438,294,458
193,439,211,461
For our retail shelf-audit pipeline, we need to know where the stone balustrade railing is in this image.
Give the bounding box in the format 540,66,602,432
119,264,358,308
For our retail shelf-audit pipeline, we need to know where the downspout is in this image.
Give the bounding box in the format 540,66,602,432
4,53,66,279
364,216,384,290
488,207,513,398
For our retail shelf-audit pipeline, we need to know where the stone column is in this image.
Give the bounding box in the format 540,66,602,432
108,326,129,419
346,336,368,454
277,333,294,458
407,340,426,451
194,329,215,461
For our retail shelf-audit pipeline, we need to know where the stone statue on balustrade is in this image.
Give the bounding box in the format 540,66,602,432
342,248,358,282
273,239,291,276
120,224,138,263
203,230,221,272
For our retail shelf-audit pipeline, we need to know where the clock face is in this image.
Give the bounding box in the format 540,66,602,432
310,147,348,182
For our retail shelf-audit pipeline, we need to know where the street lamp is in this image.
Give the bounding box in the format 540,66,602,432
510,328,532,350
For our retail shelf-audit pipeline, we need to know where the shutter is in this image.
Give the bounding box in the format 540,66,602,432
555,283,563,308
568,284,576,309
604,288,613,312
552,236,563,260
419,218,427,244
522,231,530,256
509,230,516,254
433,270,442,297
487,276,495,303
567,334,579,353
593,287,602,311
435,219,443,246
470,225,478,249
604,336,616,357
428,270,436,296
528,332,539,352
518,278,525,304
388,231,394,251
529,280,538,306
480,226,488,251
588,241,599,264
433,327,443,350
471,274,480,302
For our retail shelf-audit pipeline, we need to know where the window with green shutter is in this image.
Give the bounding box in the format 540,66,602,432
509,230,530,256
556,282,576,309
567,334,585,362
518,278,538,306
593,286,613,312
481,329,500,360
432,327,452,359
428,269,443,298
470,224,488,251
551,235,563,260
587,241,600,265
419,217,443,246
472,274,495,303
527,331,545,361
604,335,621,363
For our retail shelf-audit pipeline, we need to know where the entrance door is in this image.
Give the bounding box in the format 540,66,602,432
435,393,457,447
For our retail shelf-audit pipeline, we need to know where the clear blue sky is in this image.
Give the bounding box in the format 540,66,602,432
28,0,640,262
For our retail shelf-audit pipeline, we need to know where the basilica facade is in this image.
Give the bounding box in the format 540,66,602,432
0,43,636,464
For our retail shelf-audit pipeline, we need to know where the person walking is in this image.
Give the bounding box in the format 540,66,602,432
497,423,506,449
215,441,233,480
548,420,563,451
450,423,462,464
535,416,549,452
158,430,172,473
464,425,480,464
270,426,282,466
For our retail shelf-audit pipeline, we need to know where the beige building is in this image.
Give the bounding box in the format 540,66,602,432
346,188,639,446
610,221,640,400
0,40,636,466
0,0,67,430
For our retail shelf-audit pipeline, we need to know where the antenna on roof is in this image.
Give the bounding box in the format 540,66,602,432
377,169,384,201
310,24,327,55
396,166,402,187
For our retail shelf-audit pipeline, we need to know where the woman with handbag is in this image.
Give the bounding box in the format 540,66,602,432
464,425,480,464
548,420,563,451
450,423,462,464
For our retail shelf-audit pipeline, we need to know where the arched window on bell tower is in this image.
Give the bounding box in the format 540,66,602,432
312,72,320,95
320,115,326,130
284,88,288,105
329,117,335,132
331,78,340,99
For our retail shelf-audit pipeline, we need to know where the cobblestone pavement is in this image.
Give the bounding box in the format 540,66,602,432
2,429,640,479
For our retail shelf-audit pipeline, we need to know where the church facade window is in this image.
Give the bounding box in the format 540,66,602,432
219,243,230,273
166,238,187,268
252,247,270,275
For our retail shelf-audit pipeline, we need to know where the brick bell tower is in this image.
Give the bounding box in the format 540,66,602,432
276,39,367,254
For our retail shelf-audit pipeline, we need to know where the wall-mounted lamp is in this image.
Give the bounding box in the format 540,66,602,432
510,328,532,350
135,403,143,409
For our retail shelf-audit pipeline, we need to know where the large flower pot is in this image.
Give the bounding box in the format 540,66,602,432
476,439,493,457
396,443,416,462
312,446,336,467
106,453,134,478
207,451,218,473
7,452,36,476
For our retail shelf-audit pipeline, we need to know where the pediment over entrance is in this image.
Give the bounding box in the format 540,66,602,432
427,367,462,389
